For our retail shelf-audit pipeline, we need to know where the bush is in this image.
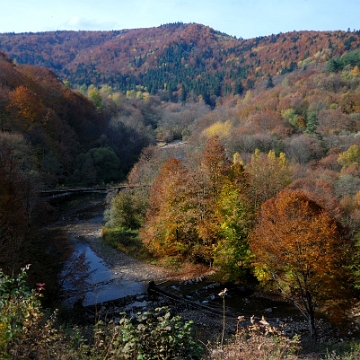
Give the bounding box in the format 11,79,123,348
0,267,203,359
0,266,60,359
90,306,204,359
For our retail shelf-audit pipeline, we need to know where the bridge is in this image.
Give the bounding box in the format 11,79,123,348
37,184,150,200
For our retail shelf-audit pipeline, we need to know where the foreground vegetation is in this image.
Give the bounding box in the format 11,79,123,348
3,267,360,360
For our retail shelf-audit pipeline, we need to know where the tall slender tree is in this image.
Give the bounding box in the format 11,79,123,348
212,162,254,280
140,158,196,257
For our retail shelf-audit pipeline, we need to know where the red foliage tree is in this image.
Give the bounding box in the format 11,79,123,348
250,190,352,341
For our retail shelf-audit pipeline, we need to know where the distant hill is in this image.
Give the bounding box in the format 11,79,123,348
1,23,360,103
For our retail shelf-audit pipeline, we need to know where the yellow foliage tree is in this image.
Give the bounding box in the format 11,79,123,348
351,66,360,76
203,120,233,138
338,144,360,169
246,149,292,209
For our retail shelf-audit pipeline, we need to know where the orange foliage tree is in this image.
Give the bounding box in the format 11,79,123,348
194,135,231,253
7,85,44,130
250,190,352,341
140,157,196,258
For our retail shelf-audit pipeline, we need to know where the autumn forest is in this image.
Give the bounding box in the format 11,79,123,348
3,23,360,354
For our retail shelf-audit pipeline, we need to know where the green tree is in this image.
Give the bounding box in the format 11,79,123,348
233,80,244,95
265,75,274,89
106,189,148,230
73,147,123,185
212,163,254,280
281,108,299,129
305,111,318,133
87,86,102,112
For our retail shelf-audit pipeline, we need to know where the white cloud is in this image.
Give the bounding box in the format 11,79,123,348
61,16,118,30
67,16,81,26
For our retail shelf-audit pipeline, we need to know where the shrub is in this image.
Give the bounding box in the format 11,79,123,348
90,306,204,359
0,266,60,359
0,268,203,359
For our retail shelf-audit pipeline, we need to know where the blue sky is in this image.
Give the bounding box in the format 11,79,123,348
1,0,359,39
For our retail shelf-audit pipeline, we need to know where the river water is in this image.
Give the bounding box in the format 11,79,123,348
70,240,147,306
58,196,147,306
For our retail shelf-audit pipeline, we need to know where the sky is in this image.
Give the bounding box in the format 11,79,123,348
1,0,359,39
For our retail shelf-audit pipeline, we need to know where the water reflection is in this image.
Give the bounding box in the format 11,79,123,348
63,240,147,306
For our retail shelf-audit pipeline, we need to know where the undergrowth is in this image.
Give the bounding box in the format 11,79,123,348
3,267,360,359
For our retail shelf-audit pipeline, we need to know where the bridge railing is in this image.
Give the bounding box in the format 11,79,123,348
37,184,151,198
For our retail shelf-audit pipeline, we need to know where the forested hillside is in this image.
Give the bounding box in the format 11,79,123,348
0,51,160,187
3,23,360,357
2,23,360,104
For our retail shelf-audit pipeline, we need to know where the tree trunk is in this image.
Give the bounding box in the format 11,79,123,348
308,312,317,342
306,292,317,342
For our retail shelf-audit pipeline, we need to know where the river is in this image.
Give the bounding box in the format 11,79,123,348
55,194,167,306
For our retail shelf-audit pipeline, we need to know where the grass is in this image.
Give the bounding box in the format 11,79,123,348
102,226,151,261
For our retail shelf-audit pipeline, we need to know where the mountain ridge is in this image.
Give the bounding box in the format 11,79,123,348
1,23,360,100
